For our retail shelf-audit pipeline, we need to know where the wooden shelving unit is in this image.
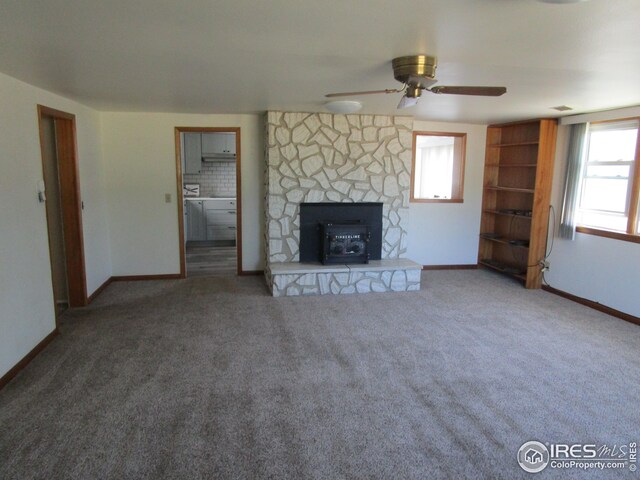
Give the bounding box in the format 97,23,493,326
478,119,558,289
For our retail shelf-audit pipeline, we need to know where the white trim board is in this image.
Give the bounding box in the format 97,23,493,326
559,105,640,125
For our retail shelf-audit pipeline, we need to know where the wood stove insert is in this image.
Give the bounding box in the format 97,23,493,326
320,222,370,264
299,202,382,264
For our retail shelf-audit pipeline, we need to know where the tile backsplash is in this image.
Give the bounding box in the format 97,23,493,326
184,161,236,197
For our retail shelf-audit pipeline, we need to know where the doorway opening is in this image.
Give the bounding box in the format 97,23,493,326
175,127,242,277
37,105,87,321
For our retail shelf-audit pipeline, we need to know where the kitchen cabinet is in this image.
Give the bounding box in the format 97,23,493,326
183,133,202,174
186,198,236,242
203,198,236,241
186,200,206,241
201,133,236,157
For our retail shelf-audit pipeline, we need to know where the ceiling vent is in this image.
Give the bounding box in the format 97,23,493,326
552,105,573,111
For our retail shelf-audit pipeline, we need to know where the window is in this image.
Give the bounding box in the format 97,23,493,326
576,119,640,241
411,132,466,203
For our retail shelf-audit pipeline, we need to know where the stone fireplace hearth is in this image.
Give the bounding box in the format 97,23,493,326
264,111,421,296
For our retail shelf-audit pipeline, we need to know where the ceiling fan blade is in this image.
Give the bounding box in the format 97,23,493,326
429,86,507,96
325,88,403,98
397,95,419,109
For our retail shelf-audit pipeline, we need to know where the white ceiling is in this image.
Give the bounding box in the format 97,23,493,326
1,0,639,123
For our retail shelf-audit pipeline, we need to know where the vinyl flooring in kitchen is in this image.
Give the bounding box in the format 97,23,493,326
186,242,236,277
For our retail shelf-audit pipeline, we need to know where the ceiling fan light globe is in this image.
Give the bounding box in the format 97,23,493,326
397,96,419,109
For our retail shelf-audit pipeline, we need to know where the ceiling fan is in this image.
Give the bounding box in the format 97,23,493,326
325,55,507,109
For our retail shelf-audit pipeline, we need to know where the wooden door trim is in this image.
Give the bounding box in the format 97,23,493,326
38,105,75,120
37,105,88,315
174,129,186,277
174,127,243,276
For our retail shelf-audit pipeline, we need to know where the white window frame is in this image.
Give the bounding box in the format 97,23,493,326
576,118,640,243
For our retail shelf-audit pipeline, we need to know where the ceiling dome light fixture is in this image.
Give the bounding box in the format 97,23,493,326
324,100,363,114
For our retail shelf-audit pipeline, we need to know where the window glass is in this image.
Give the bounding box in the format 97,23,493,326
580,178,628,213
577,120,638,232
411,132,466,202
587,127,637,163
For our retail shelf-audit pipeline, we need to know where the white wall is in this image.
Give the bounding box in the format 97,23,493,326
0,72,111,378
76,106,113,294
406,121,487,266
100,113,264,275
546,122,640,317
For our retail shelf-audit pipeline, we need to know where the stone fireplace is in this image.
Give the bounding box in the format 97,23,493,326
264,111,421,296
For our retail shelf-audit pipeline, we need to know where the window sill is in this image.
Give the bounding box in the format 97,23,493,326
410,198,464,204
576,226,640,244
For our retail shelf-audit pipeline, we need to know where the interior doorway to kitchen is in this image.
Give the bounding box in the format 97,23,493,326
174,127,242,277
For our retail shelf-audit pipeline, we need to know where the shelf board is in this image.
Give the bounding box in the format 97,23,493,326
484,163,538,168
479,234,530,249
488,141,539,147
485,186,535,193
483,209,533,219
478,260,526,280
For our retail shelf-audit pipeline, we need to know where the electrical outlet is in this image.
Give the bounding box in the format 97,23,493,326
541,260,550,272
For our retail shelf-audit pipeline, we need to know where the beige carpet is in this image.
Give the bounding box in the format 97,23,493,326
1,270,638,479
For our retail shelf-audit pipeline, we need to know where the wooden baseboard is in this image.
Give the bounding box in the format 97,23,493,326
542,285,640,326
90,270,264,303
239,270,264,276
422,264,479,271
87,274,182,303
111,273,183,281
87,277,113,303
0,329,58,391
